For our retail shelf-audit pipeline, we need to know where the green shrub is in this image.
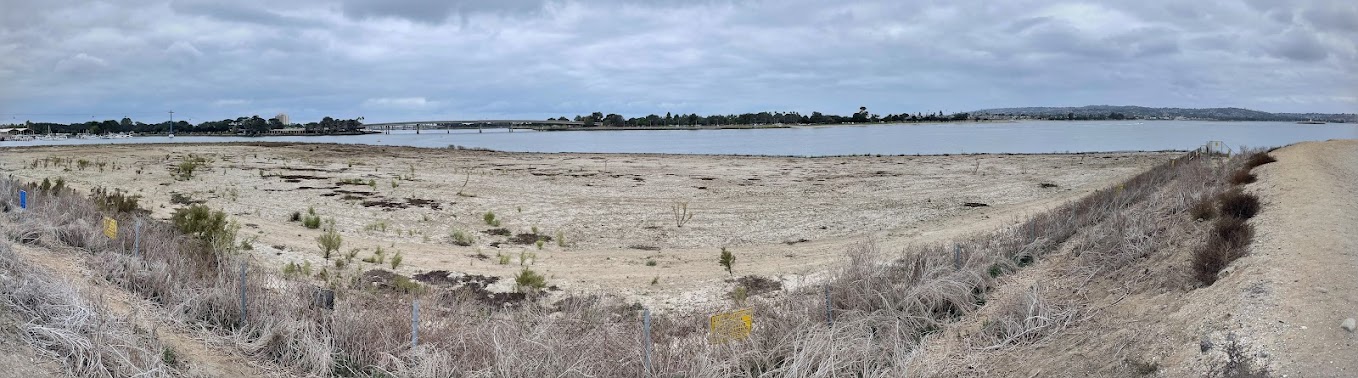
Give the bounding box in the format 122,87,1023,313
302,209,322,229
90,186,142,213
449,229,475,246
483,211,500,226
172,204,228,240
719,247,735,276
171,204,237,253
390,251,403,269
316,221,342,259
646,259,657,267
173,159,205,180
514,268,547,292
392,275,422,294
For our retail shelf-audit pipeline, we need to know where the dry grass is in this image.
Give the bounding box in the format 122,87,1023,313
0,242,171,377
0,150,1247,377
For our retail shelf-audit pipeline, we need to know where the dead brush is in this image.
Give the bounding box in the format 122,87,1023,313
0,243,171,377
1217,189,1260,220
1242,151,1276,169
973,284,1080,350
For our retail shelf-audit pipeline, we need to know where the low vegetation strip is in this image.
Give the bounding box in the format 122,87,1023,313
0,148,1252,377
0,242,171,377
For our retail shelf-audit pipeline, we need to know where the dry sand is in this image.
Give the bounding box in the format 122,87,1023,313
902,139,1358,377
0,143,1173,310
1233,140,1358,375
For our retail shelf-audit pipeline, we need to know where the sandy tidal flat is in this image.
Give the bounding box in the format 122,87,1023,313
0,143,1175,310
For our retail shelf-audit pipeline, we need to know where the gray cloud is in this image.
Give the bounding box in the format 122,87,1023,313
2,0,1356,124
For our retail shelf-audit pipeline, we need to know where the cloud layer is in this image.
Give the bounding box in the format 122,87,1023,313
2,0,1355,123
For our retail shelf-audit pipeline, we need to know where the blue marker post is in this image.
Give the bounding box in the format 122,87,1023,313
18,190,26,211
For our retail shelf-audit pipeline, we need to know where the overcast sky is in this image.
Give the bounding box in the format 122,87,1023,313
2,0,1356,124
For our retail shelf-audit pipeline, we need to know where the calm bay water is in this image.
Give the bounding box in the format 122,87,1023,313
4,120,1355,156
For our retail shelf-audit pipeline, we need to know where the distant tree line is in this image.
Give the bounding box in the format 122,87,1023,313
554,109,974,127
973,105,1358,123
11,116,364,135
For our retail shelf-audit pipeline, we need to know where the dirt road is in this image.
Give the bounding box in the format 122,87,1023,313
1241,140,1358,375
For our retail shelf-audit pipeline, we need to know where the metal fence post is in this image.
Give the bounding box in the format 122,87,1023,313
239,262,247,326
642,308,653,377
824,284,833,326
411,300,420,347
953,244,961,270
133,219,142,258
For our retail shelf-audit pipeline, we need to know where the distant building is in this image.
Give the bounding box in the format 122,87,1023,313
0,127,30,141
274,113,290,125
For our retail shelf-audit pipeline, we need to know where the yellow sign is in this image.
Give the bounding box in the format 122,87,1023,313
709,308,753,343
103,217,117,239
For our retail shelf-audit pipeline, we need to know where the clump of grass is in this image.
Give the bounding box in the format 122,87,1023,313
555,231,566,247
172,156,209,180
364,220,388,232
514,268,547,292
390,251,403,269
449,228,475,246
301,207,322,229
170,192,198,205
497,253,511,265
535,239,544,250
483,211,500,227
645,259,657,267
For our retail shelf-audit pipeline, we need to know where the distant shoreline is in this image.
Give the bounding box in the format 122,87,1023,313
528,119,1017,131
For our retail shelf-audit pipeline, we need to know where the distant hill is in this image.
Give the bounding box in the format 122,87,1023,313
971,105,1356,122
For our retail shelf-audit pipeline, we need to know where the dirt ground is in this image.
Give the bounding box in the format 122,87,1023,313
0,143,1173,310
1232,140,1358,376
904,139,1358,377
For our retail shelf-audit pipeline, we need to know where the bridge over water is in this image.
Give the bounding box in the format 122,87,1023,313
363,119,584,133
